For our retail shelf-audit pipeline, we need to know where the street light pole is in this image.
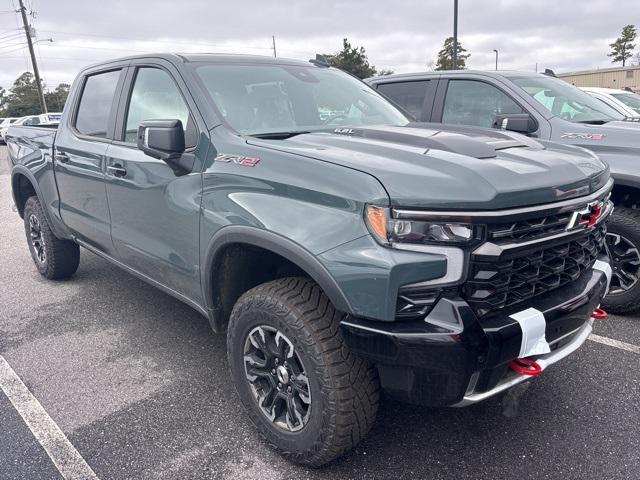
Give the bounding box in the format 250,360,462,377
17,0,47,113
452,0,458,70
493,49,498,70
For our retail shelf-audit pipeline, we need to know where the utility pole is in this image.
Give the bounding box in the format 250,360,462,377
17,0,47,113
493,49,498,70
272,35,277,58
452,0,458,70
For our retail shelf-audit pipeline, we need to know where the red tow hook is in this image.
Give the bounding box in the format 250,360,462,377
509,358,542,377
592,307,608,320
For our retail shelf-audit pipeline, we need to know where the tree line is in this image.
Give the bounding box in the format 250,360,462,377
325,25,638,76
0,72,70,117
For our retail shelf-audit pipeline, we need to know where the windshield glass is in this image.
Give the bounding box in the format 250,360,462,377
513,76,624,123
611,93,640,115
193,63,409,135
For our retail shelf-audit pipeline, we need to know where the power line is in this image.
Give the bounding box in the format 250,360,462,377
37,29,274,51
0,41,26,48
0,36,24,45
0,44,26,56
10,0,29,76
0,31,23,41
0,54,101,62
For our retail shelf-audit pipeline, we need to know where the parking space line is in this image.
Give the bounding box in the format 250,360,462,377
0,355,99,480
589,334,640,354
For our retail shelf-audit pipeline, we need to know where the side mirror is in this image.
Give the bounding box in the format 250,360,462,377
137,119,195,175
492,113,537,135
137,119,186,160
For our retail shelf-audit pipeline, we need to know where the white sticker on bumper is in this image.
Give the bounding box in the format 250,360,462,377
510,307,551,358
593,259,612,296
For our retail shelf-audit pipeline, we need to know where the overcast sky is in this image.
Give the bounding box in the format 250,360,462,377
0,0,638,91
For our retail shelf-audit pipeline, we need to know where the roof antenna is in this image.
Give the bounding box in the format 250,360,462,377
309,54,330,67
542,68,557,77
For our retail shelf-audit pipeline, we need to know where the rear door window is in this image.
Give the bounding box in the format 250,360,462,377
442,79,524,128
376,81,430,120
75,69,121,138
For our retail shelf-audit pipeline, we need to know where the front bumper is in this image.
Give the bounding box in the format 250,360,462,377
341,258,610,407
454,316,593,406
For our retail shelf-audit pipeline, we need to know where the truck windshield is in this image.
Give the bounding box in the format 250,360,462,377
512,76,624,124
611,92,640,115
193,63,409,136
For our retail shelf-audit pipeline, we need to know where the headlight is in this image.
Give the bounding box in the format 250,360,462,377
365,205,479,247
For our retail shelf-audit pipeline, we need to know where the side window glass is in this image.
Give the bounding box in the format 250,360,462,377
377,81,430,120
533,90,554,111
75,69,121,138
442,80,524,128
124,68,197,148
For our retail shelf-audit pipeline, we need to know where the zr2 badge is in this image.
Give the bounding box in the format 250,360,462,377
215,153,260,167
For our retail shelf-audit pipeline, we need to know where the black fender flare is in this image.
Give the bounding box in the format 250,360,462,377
10,165,69,239
201,225,353,319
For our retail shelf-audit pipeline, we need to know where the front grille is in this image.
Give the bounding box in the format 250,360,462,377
463,226,606,317
488,212,574,242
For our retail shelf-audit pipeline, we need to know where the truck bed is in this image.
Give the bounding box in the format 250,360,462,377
6,125,57,169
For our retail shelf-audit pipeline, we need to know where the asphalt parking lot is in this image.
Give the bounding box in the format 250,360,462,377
0,145,639,480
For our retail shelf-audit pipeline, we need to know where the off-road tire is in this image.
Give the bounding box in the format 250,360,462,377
23,196,80,280
227,277,379,467
603,207,640,314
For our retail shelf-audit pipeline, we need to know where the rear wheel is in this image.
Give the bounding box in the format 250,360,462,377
23,196,80,280
603,207,640,314
227,277,379,467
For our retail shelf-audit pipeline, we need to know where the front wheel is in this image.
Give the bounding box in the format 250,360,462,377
227,277,379,467
602,207,640,314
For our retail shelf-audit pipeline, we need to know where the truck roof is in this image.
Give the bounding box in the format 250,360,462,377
368,70,543,83
80,52,314,72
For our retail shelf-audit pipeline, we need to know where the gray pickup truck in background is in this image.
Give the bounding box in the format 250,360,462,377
6,54,614,466
368,70,640,312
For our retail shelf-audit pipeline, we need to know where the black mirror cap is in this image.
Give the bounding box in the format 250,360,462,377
492,113,537,135
137,119,186,161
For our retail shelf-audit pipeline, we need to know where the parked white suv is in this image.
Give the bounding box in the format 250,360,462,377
15,112,63,127
581,87,640,117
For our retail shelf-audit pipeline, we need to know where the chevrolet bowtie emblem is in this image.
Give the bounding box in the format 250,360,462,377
566,201,603,231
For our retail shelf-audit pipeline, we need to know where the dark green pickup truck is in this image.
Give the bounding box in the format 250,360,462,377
7,54,613,466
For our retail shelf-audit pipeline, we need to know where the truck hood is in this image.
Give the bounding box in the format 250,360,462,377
247,124,609,210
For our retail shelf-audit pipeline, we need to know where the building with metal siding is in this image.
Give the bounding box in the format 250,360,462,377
559,66,640,92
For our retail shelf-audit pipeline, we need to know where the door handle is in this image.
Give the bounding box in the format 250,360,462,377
107,164,127,177
54,153,69,163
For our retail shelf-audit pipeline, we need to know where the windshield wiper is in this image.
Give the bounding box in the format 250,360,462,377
250,131,311,139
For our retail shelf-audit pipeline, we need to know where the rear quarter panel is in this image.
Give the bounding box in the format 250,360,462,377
6,126,63,227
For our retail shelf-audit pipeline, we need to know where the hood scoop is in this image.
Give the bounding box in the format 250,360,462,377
332,125,499,159
330,124,543,159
